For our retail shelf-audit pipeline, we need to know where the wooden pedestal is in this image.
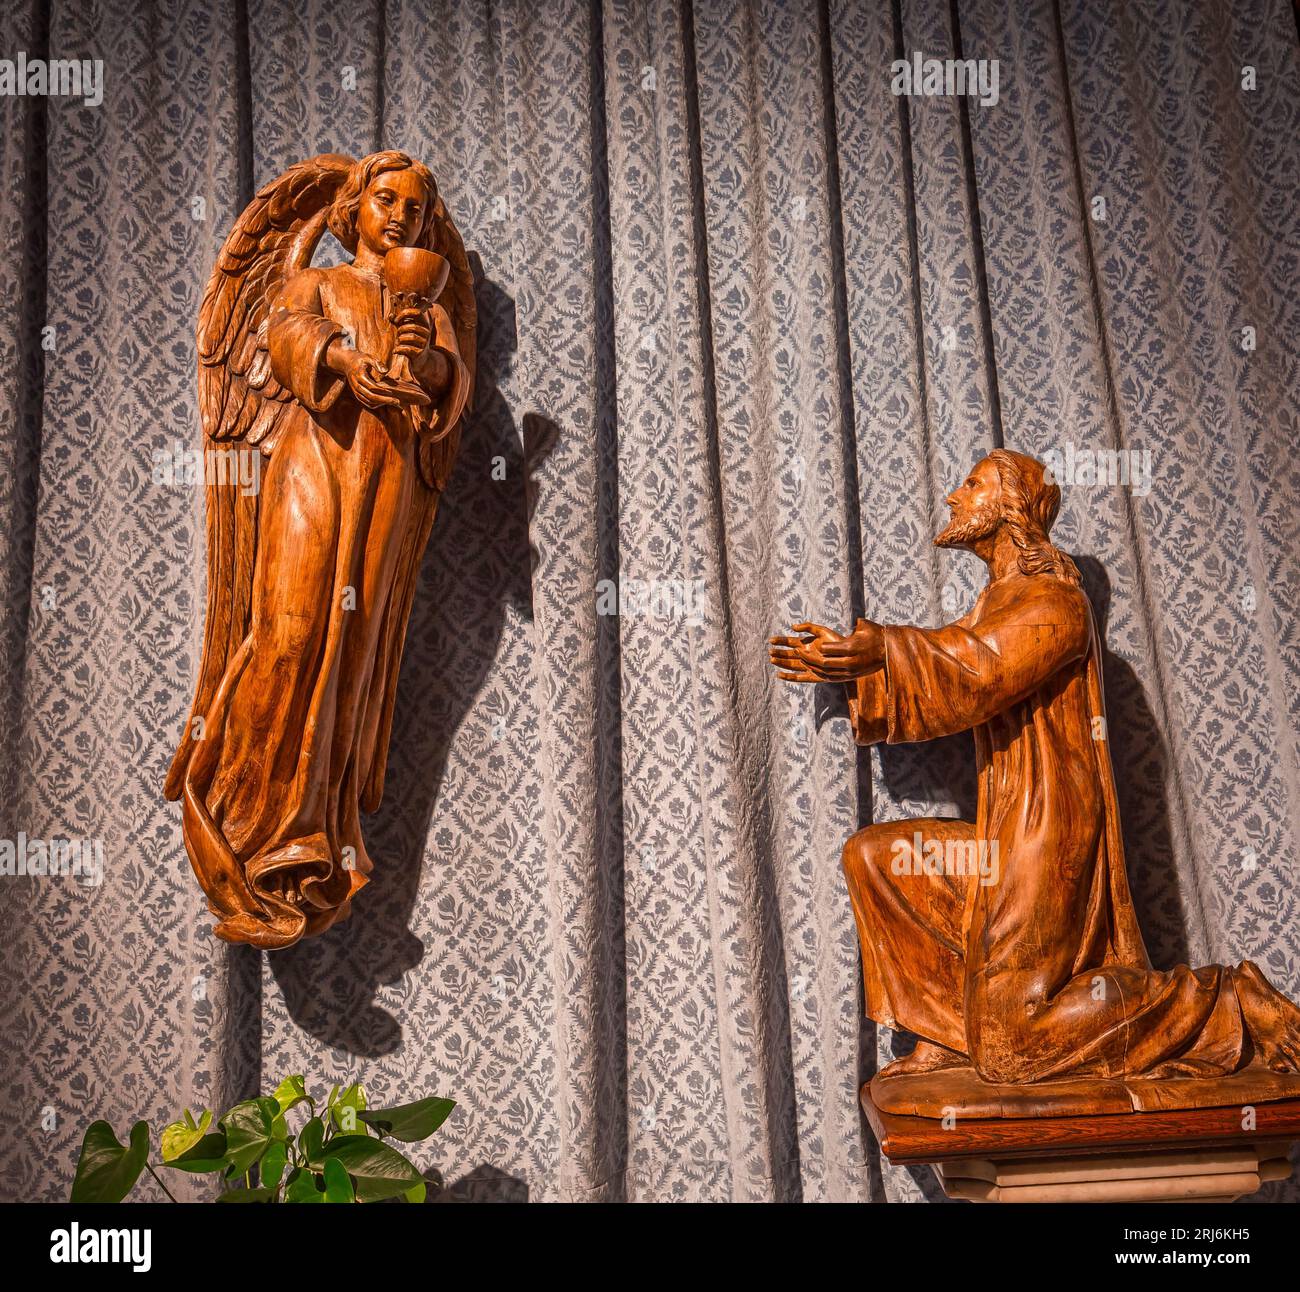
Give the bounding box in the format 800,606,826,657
862,1083,1300,1203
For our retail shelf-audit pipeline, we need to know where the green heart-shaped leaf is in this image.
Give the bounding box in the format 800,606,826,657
322,1157,355,1203
359,1096,455,1143
70,1120,150,1203
271,1075,309,1115
220,1098,279,1177
164,1132,229,1174
329,1083,367,1135
260,1141,288,1191
298,1116,326,1166
284,1167,325,1204
317,1135,422,1202
161,1108,213,1162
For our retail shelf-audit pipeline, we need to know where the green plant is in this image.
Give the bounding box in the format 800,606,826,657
69,1076,454,1203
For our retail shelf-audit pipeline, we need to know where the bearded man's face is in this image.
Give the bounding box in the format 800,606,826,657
936,457,1003,550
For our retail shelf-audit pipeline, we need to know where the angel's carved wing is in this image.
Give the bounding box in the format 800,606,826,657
165,153,354,801
198,152,354,453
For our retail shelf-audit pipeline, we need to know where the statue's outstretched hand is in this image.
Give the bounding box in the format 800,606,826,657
769,621,841,682
768,619,884,682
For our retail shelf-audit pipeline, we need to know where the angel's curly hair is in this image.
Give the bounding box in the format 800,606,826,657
327,150,439,254
987,448,1081,585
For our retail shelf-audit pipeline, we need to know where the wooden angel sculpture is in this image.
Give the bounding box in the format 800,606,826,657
165,151,476,949
769,450,1300,1116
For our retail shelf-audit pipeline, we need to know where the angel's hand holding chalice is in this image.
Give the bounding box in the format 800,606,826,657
393,307,431,362
382,247,450,408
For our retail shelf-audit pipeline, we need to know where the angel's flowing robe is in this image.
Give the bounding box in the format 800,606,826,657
843,570,1300,1083
166,262,469,948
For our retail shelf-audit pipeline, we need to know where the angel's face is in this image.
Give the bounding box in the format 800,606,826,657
357,168,429,256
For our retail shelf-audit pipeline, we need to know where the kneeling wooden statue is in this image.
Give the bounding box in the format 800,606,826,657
770,450,1300,1201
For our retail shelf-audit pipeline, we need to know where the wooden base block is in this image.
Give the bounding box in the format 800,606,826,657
871,1063,1300,1118
938,1145,1293,1203
861,1082,1300,1203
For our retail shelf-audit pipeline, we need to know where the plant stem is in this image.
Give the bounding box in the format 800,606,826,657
145,1162,178,1203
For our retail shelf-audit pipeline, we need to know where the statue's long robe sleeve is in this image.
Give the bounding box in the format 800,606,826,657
842,571,1300,1084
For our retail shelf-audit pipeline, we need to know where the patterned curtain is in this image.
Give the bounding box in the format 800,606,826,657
1,0,1297,1202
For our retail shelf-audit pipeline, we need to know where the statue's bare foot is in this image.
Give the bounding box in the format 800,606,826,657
880,1040,966,1078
